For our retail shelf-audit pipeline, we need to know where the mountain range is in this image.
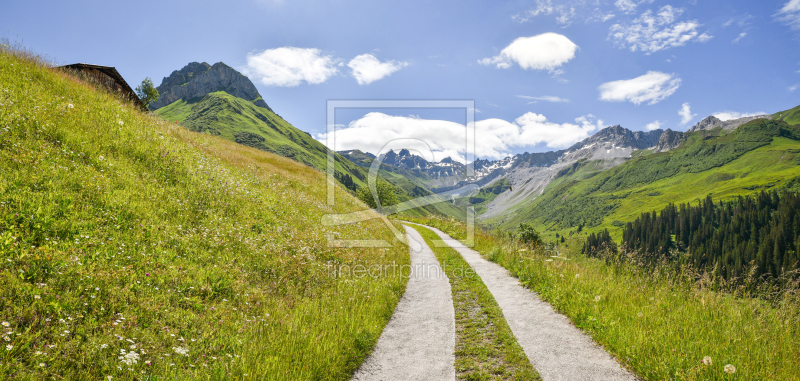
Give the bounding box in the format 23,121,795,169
148,60,800,240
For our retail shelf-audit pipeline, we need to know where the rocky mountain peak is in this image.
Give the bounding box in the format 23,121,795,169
688,116,723,133
568,125,662,152
688,114,771,133
150,62,272,111
653,129,685,153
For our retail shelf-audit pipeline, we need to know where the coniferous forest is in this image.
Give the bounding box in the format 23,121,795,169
618,191,800,283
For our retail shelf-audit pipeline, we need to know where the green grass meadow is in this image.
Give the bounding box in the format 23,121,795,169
0,46,410,380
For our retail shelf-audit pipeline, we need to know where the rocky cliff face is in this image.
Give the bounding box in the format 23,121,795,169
653,129,684,153
151,62,272,111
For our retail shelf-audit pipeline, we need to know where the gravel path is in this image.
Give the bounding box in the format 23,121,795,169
351,225,455,381
416,223,637,381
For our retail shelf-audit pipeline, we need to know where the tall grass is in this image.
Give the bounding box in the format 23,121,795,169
0,45,409,380
405,215,800,381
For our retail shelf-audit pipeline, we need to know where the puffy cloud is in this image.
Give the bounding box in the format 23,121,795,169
609,5,711,53
517,95,570,103
777,0,800,30
678,103,696,125
347,54,408,85
244,47,338,87
645,120,662,130
317,112,603,161
712,111,767,121
479,33,578,72
598,71,681,105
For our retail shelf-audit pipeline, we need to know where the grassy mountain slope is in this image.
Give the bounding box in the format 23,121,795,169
155,92,367,188
772,104,800,126
493,119,800,240
0,49,409,380
155,92,460,218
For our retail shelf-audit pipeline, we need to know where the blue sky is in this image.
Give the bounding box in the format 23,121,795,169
4,0,800,160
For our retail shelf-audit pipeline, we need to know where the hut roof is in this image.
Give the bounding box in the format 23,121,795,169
58,63,145,110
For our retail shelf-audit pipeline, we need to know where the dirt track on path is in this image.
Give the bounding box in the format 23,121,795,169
351,225,455,381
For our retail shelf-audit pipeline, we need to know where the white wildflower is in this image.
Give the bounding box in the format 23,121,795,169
172,346,189,356
119,350,140,366
724,364,736,374
702,356,712,365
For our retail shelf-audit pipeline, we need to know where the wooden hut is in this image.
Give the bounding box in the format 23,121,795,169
58,63,146,110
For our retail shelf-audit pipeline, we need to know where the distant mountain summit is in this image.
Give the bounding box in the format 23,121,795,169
150,62,271,111
688,114,770,133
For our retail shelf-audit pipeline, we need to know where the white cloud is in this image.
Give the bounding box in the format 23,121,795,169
598,71,681,105
609,5,712,53
645,120,662,131
678,102,696,125
697,33,713,42
317,112,603,161
723,19,734,27
712,111,767,121
777,0,800,30
514,0,615,25
615,0,654,14
479,33,578,72
244,47,338,87
790,84,799,92
732,32,747,43
347,54,408,85
517,95,570,103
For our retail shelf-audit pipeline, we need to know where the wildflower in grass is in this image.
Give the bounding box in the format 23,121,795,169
1,322,8,327
68,104,73,109
119,350,140,366
5,344,11,351
595,295,601,301
575,274,580,278
39,362,45,367
173,346,189,356
118,121,123,126
702,356,712,365
724,364,736,374
34,295,40,299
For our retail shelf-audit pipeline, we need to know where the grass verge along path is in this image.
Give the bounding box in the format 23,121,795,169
407,224,540,381
406,215,800,381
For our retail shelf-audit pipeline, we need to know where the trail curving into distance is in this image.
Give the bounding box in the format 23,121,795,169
351,225,456,381
415,222,637,381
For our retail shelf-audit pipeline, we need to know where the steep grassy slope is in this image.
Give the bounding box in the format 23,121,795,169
0,49,409,380
155,92,367,188
772,104,800,126
493,119,800,240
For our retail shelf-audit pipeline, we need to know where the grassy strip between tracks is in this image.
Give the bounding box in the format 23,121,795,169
407,224,541,381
